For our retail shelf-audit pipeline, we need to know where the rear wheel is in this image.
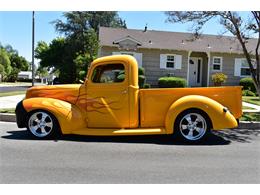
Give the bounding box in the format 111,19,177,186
174,109,211,142
27,110,60,139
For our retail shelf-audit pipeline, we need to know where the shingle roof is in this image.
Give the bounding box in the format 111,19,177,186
99,27,257,54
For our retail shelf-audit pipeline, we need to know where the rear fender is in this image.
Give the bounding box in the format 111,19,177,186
22,98,86,134
165,95,238,134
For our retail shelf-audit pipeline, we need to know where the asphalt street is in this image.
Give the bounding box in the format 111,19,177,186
0,122,260,183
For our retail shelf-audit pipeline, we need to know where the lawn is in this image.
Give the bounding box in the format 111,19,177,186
242,106,255,110
0,108,15,113
241,112,260,122
242,96,260,106
0,91,26,97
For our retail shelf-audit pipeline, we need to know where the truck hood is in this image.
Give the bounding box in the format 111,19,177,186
25,84,81,104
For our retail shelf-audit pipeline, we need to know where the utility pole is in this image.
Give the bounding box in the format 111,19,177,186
32,11,35,86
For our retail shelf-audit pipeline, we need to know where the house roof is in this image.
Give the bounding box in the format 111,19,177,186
99,27,257,54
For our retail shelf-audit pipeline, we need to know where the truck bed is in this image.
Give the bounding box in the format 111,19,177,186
139,86,242,128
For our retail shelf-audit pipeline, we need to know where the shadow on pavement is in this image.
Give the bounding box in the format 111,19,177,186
2,128,259,146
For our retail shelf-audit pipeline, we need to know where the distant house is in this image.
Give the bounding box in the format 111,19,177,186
17,71,32,80
98,26,257,87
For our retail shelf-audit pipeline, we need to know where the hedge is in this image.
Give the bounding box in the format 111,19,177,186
239,77,256,93
158,77,187,88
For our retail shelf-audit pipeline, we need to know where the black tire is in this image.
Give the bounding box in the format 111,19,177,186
173,108,211,143
26,110,61,139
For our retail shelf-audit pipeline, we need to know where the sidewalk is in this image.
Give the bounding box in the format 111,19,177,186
242,101,260,112
0,95,25,109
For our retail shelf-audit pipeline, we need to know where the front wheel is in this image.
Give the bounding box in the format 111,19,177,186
174,109,211,142
27,110,60,139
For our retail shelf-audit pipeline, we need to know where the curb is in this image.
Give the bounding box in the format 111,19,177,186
238,121,260,129
0,113,259,129
0,113,16,122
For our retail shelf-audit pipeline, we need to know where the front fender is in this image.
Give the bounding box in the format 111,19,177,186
165,95,238,134
22,97,86,134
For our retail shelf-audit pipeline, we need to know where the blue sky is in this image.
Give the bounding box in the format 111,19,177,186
0,11,249,62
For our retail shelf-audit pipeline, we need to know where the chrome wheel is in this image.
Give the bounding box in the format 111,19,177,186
179,113,207,141
28,111,53,138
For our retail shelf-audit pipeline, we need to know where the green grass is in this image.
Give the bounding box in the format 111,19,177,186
0,108,15,113
242,106,255,110
0,91,26,97
241,112,260,121
242,96,260,106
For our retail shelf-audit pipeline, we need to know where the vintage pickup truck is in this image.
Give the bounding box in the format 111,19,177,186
15,55,242,142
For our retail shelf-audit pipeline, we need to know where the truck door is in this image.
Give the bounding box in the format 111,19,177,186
86,62,130,128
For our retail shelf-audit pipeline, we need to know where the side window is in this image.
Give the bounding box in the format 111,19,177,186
91,64,125,83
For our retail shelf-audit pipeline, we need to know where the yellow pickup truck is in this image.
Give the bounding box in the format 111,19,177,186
15,55,242,142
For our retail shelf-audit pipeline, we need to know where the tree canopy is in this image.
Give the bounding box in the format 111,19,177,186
36,11,126,83
0,43,29,81
165,11,260,96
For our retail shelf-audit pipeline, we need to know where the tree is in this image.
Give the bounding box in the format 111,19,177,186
0,43,29,81
36,11,126,83
165,11,260,96
0,48,12,81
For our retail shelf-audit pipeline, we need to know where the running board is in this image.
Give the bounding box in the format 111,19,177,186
70,127,166,136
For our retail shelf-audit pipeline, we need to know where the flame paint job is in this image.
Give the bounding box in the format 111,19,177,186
19,55,242,136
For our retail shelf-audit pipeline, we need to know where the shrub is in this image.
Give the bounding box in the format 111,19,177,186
158,77,187,88
211,73,227,86
239,77,256,93
79,70,86,81
242,90,256,97
143,83,151,88
138,67,146,88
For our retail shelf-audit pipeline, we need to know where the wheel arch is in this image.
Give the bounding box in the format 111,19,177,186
22,97,87,134
165,95,238,134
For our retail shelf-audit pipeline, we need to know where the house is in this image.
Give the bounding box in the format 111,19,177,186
98,26,257,87
17,71,32,80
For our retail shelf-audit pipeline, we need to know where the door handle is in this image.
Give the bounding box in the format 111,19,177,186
121,89,128,94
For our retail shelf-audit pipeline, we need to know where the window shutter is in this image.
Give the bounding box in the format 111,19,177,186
160,54,167,69
234,58,242,76
133,53,143,67
175,55,182,69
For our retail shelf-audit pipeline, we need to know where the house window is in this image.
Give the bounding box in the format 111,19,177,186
212,57,222,71
120,52,134,56
240,59,253,76
166,55,175,68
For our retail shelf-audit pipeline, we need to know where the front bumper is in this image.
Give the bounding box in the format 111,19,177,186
15,100,28,128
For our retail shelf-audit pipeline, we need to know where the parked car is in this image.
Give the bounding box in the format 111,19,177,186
15,55,242,142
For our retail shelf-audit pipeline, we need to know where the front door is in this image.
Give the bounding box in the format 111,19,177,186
189,57,202,87
86,63,130,128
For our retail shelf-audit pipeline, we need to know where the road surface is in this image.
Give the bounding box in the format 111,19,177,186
0,122,259,183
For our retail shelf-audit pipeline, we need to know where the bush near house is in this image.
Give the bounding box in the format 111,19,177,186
239,77,256,93
158,77,187,88
143,83,151,88
211,73,227,86
242,89,256,97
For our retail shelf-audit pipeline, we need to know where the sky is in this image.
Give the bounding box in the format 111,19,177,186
0,11,250,63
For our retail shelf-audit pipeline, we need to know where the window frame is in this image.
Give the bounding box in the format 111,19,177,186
212,56,223,72
165,54,175,69
90,63,127,85
240,59,255,77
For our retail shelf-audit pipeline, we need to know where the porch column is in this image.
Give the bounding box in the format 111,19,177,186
206,52,210,86
187,51,192,87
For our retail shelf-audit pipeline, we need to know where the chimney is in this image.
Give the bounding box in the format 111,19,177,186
143,24,147,32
